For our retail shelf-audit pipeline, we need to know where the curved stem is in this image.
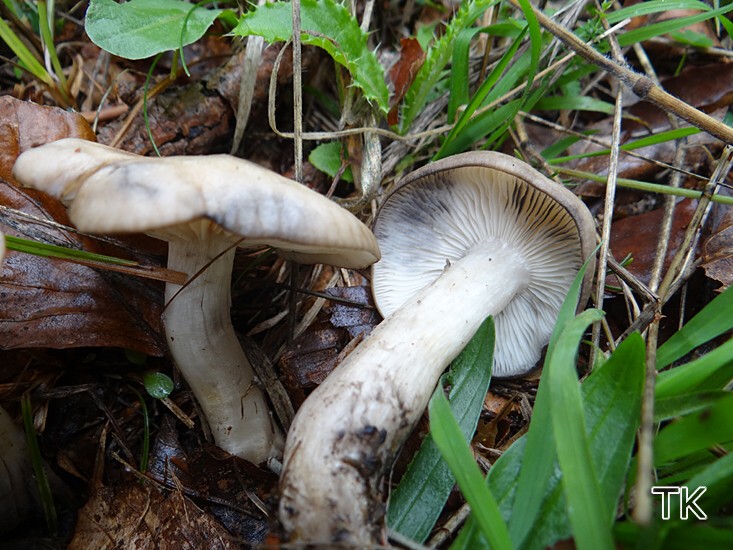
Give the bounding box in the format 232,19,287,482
279,241,529,544
164,237,282,464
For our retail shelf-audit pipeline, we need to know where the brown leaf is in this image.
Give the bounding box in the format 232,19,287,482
0,96,95,181
68,483,240,550
573,64,733,194
702,187,733,289
0,99,165,355
609,199,697,286
387,38,426,126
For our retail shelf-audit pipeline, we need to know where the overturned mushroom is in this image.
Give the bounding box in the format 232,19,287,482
279,151,596,544
13,138,380,465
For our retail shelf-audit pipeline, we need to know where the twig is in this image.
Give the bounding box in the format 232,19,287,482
633,146,733,525
506,0,733,144
590,7,624,363
292,0,303,183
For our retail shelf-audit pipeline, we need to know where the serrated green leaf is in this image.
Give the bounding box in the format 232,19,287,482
233,0,389,113
388,317,495,543
86,0,224,60
400,0,497,132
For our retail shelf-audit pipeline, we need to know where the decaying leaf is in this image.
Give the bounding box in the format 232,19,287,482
68,482,239,550
388,37,426,126
0,97,165,354
702,187,733,289
572,63,733,192
609,199,697,286
0,96,96,181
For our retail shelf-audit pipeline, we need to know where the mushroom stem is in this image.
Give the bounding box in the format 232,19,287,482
164,236,282,464
279,240,529,544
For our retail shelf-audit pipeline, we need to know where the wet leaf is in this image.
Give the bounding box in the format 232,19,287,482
609,199,697,286
702,187,733,289
0,98,165,355
68,483,239,550
388,38,426,126
0,96,95,181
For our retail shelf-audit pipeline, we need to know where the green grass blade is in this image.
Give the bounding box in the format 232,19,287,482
0,17,53,85
549,127,700,165
656,337,733,399
429,388,512,550
547,309,614,550
454,332,644,550
605,0,712,24
655,390,729,422
674,448,733,517
4,235,137,266
437,27,527,159
505,251,596,545
654,392,733,466
656,285,733,368
617,4,733,47
388,317,495,543
400,0,497,132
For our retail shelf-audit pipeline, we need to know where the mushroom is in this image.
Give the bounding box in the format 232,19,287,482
279,151,596,544
12,138,380,465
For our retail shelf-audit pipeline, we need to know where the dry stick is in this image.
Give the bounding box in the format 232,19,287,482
634,146,733,525
292,0,303,184
230,0,266,155
506,0,733,145
590,7,624,366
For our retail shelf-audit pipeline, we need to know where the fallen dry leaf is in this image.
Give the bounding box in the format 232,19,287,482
0,97,165,355
388,37,426,126
0,96,96,181
573,64,733,191
702,187,733,289
609,199,697,286
68,482,240,550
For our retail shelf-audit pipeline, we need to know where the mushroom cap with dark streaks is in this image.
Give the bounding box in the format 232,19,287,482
372,151,596,377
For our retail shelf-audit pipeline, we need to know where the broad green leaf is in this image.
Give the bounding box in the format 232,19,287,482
388,317,495,543
454,333,644,550
430,388,512,550
657,285,733,368
85,0,224,60
654,392,733,466
547,309,613,550
308,142,353,183
233,0,389,113
656,337,733,399
142,371,174,399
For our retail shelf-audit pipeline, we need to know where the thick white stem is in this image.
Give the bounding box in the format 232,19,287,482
164,238,282,464
279,241,529,544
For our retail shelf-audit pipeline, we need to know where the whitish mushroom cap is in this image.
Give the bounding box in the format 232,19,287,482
13,139,380,269
372,151,595,377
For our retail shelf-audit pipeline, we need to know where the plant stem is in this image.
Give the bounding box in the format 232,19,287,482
164,236,282,464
